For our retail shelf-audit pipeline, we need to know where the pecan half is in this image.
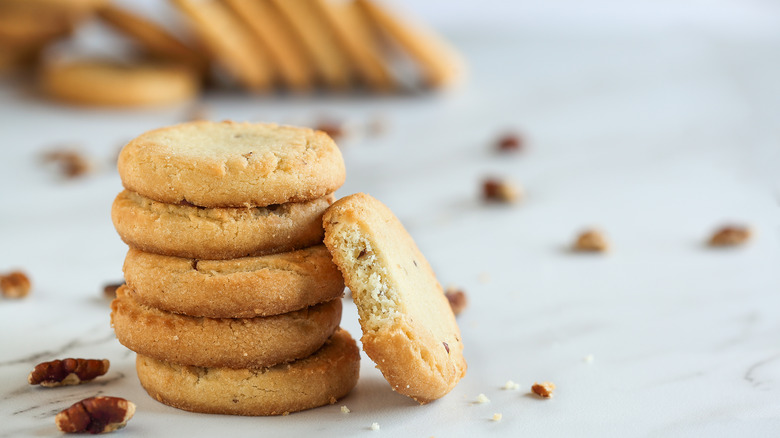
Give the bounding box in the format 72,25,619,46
29,359,110,387
444,287,467,316
56,396,135,434
0,271,31,298
709,225,751,247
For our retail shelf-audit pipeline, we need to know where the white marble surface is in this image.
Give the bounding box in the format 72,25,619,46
2,2,780,437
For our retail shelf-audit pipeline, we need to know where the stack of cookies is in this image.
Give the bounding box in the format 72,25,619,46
109,121,360,416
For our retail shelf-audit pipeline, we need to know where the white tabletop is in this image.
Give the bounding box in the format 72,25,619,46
1,1,779,437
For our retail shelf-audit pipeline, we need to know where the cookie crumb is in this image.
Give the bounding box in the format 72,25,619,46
341,405,350,414
531,382,556,398
502,380,520,390
444,287,467,316
0,270,31,299
492,413,503,422
709,225,751,247
482,178,522,203
573,229,609,252
583,354,594,363
475,393,490,404
496,133,523,152
370,422,380,431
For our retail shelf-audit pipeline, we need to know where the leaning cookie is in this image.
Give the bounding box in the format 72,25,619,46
123,246,344,318
323,193,466,403
40,60,199,107
136,328,359,416
112,190,332,260
117,121,345,208
111,286,341,369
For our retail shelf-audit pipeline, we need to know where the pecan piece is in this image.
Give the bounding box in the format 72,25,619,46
531,381,556,398
496,133,523,152
482,178,522,203
29,359,110,387
709,225,751,247
315,121,344,140
0,270,31,298
42,149,92,178
573,229,609,252
444,287,467,316
56,396,135,434
103,282,124,299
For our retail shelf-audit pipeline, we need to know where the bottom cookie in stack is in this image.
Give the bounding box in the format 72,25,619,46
136,328,360,416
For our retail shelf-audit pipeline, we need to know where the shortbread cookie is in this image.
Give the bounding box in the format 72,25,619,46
123,245,344,318
117,121,346,207
323,193,466,403
111,286,341,369
136,328,359,416
223,0,314,90
356,0,463,88
111,190,332,260
97,4,207,73
171,0,274,90
40,60,198,107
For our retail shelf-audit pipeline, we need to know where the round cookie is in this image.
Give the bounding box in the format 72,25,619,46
111,190,333,260
111,285,341,369
117,121,346,208
136,328,360,416
323,193,466,403
123,245,345,318
40,59,199,107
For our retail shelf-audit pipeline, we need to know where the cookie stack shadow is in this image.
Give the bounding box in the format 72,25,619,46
109,121,359,416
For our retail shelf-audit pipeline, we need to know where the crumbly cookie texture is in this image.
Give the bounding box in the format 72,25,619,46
117,121,345,207
323,193,466,403
136,328,360,416
111,286,341,369
112,190,332,260
123,245,344,318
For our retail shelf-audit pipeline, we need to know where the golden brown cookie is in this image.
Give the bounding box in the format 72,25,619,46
123,245,345,318
356,0,464,88
136,328,360,416
268,0,352,89
111,190,332,260
171,0,274,90
116,121,345,208
323,193,466,403
311,0,394,91
97,4,207,73
40,59,199,107
223,0,314,91
111,285,342,369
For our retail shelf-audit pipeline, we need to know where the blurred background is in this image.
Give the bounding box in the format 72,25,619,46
1,0,779,436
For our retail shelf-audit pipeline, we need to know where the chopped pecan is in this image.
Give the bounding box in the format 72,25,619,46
315,121,344,140
56,396,135,434
496,133,523,152
709,225,751,247
482,178,522,203
444,287,467,316
103,282,123,299
531,381,556,398
42,149,92,178
573,229,609,252
29,359,110,387
0,270,31,298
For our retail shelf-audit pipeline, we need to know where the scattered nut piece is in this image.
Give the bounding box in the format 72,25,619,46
583,354,594,363
502,380,520,390
340,405,350,414
29,358,110,387
55,396,135,434
492,413,503,422
531,382,556,398
482,178,522,203
444,287,467,316
475,393,490,404
709,225,751,247
0,270,31,298
370,422,380,431
315,121,344,141
496,133,523,152
573,229,609,252
103,282,123,299
42,149,92,178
